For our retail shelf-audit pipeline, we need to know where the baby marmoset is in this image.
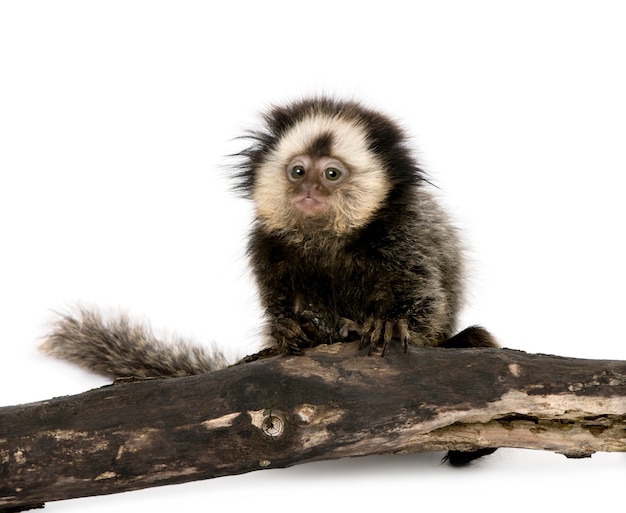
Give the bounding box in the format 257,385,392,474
239,97,497,356
42,97,498,465
43,97,496,375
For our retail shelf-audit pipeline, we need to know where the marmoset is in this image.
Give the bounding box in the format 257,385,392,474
42,97,498,465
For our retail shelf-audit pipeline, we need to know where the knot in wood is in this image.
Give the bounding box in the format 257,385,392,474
262,413,285,438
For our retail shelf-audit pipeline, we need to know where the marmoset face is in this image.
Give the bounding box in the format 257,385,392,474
251,114,390,238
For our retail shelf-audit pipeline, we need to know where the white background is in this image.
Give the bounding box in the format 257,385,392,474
1,1,625,511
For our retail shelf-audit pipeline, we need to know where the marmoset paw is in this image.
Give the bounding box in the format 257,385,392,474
339,317,362,341
298,309,329,340
359,317,410,356
271,318,312,355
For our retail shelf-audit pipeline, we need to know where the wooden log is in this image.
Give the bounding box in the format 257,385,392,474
1,342,625,511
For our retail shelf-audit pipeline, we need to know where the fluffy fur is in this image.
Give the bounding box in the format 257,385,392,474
41,308,229,378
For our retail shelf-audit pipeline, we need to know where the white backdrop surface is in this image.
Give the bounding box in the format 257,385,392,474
1,1,625,511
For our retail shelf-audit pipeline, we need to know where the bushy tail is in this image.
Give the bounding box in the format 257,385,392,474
40,308,231,379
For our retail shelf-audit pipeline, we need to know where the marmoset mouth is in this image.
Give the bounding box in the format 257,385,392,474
294,195,329,216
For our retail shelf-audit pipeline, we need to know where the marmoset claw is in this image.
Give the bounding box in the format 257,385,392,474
360,317,410,356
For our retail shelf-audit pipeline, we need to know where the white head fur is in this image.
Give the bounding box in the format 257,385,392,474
251,109,391,241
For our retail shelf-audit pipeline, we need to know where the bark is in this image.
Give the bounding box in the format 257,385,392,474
1,342,625,511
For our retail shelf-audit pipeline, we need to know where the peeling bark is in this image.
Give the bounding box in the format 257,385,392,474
1,342,625,511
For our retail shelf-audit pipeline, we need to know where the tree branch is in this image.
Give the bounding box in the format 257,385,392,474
1,342,625,511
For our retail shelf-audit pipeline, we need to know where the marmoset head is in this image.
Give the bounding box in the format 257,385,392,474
235,97,423,241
